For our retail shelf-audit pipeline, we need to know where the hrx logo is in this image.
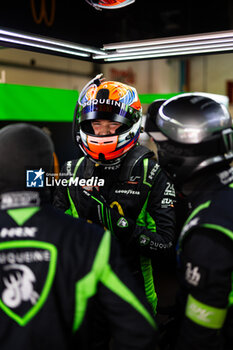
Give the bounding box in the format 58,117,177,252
26,169,45,188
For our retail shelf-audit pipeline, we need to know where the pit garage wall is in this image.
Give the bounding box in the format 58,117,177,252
101,59,180,95
1,47,233,110
0,48,93,92
103,54,233,113
0,48,180,96
189,53,233,116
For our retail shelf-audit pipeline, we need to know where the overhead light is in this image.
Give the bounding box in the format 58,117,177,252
93,42,233,60
0,28,105,58
116,37,233,53
91,30,233,62
1,27,233,62
0,36,90,58
102,45,233,62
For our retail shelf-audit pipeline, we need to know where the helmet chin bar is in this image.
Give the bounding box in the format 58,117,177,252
99,153,106,162
78,142,124,166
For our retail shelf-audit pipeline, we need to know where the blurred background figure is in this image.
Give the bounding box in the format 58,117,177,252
144,99,166,159
144,98,186,349
152,93,233,350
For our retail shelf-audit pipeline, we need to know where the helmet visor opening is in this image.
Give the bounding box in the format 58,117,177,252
79,102,140,126
81,119,129,135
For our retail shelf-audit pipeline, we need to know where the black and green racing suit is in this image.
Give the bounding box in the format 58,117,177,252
0,190,157,350
175,167,233,350
53,145,176,315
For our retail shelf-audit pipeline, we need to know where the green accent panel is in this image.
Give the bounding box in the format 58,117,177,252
73,229,156,331
0,240,57,326
183,200,211,227
142,158,152,187
65,207,73,216
229,183,233,188
72,157,85,179
66,157,85,218
73,230,111,331
178,200,211,253
201,223,233,241
137,158,159,231
185,294,227,329
7,207,40,225
139,93,181,104
101,262,156,328
143,158,148,183
105,208,116,238
67,188,79,218
136,194,156,232
146,212,156,232
136,199,147,226
90,195,106,226
229,273,233,307
106,208,115,236
140,256,157,315
74,271,98,331
105,208,111,230
0,83,78,122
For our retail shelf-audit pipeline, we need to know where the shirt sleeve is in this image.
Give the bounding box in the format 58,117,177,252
176,227,233,350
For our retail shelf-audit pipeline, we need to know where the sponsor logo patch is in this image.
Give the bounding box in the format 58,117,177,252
185,262,201,286
139,234,150,246
0,241,57,326
164,182,176,197
117,217,128,228
115,189,140,195
0,227,37,238
161,198,174,208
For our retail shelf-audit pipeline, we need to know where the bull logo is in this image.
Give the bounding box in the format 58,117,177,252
2,264,39,308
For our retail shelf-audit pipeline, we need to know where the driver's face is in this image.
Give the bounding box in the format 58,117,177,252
91,119,121,135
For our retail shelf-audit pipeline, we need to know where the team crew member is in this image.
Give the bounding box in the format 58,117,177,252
0,123,157,350
145,99,190,237
53,74,176,315
145,99,188,338
151,93,233,349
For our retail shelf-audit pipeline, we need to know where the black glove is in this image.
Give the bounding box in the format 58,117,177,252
81,189,135,242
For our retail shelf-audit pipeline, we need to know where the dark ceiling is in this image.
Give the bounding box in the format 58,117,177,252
0,1,233,48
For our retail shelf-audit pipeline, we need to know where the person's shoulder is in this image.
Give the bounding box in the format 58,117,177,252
43,206,108,272
60,157,86,174
128,144,155,166
43,204,105,241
